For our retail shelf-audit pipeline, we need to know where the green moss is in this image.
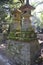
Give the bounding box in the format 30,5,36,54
8,30,37,41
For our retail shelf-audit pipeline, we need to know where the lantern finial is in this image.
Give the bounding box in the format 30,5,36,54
26,0,29,5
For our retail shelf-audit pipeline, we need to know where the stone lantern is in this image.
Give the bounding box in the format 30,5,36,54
12,8,22,31
16,0,41,65
19,0,35,31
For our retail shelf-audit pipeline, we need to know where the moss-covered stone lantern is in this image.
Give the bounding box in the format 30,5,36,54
19,0,35,31
12,8,22,31
17,0,40,65
12,9,21,21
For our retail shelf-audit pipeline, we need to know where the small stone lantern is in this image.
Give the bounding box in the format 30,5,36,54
18,0,40,65
12,8,22,31
19,0,35,31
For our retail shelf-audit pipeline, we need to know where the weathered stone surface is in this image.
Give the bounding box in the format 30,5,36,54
6,40,40,65
0,54,11,65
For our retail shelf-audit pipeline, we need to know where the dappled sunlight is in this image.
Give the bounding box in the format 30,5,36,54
0,44,6,49
38,40,43,44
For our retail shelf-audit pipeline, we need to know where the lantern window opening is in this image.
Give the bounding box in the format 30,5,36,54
14,14,17,17
24,10,27,14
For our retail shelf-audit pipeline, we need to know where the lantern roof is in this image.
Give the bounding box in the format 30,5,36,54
13,8,21,13
19,4,35,11
19,0,35,11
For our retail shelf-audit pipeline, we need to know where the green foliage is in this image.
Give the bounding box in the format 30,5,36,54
0,0,13,4
0,7,7,22
40,12,43,21
40,12,43,28
19,0,24,4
